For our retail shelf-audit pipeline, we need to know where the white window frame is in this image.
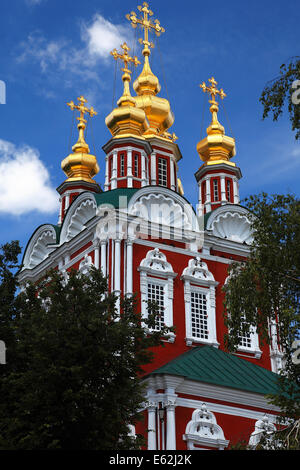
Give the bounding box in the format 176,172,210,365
181,257,219,347
226,179,231,201
120,153,125,177
138,248,177,342
134,153,139,177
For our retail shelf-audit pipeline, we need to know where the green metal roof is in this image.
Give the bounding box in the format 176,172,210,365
149,345,281,396
94,188,139,209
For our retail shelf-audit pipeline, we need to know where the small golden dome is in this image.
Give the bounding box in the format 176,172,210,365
62,96,99,184
197,77,236,166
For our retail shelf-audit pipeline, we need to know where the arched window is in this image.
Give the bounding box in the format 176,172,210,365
181,257,219,347
138,248,177,342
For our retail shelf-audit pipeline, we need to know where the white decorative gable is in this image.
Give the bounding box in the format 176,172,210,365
60,193,97,244
139,247,175,277
181,256,215,283
206,205,254,245
22,225,57,270
183,403,229,450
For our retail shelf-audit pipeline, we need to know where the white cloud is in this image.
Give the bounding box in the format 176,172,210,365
17,14,131,76
0,139,58,216
81,14,130,60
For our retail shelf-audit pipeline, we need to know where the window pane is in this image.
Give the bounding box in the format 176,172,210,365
158,158,167,187
147,282,165,330
191,291,208,340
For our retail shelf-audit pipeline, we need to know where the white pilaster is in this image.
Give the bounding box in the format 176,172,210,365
100,240,107,277
126,239,133,296
170,159,175,191
205,178,211,212
127,148,133,188
151,152,156,185
233,177,240,204
220,175,227,203
141,151,146,187
114,238,121,312
105,155,109,191
93,240,100,269
111,151,118,190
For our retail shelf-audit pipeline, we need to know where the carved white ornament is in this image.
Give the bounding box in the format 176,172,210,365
248,415,276,448
183,403,229,450
211,211,253,244
79,254,93,275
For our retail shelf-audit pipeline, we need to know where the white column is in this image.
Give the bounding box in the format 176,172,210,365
114,238,121,312
93,241,100,269
150,152,156,185
165,397,176,450
205,178,211,212
233,177,240,204
100,240,107,277
104,155,109,191
126,239,133,296
220,175,227,203
111,151,118,190
127,148,133,188
147,402,157,450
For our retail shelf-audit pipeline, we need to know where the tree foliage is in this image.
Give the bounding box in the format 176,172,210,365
260,57,300,139
223,193,300,449
0,242,172,450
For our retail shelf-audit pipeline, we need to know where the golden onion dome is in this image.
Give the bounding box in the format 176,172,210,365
61,96,99,184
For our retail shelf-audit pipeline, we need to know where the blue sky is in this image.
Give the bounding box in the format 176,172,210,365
0,0,299,255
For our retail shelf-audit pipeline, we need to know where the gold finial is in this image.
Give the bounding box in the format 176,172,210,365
67,95,97,153
126,2,165,57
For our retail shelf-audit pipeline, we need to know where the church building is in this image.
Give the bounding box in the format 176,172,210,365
19,2,283,450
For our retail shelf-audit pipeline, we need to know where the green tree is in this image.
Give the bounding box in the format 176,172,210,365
223,193,300,449
260,56,300,139
0,242,171,450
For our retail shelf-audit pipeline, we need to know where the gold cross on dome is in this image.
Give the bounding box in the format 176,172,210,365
67,95,97,124
126,2,165,54
199,77,226,104
110,42,140,73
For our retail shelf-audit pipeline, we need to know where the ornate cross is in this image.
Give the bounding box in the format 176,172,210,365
67,95,97,125
126,2,165,55
110,42,140,74
199,77,226,104
67,96,97,152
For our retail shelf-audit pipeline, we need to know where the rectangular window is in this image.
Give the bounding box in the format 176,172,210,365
213,179,219,201
238,316,252,348
147,282,165,330
190,291,208,340
226,179,231,201
134,153,139,177
120,153,125,177
158,157,167,187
